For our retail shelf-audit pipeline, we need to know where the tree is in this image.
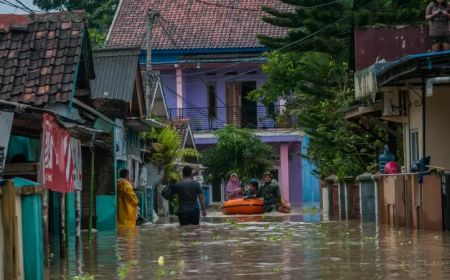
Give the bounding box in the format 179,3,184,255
258,0,351,58
251,51,388,178
33,0,118,47
202,126,275,184
142,127,199,183
253,0,425,178
352,0,428,27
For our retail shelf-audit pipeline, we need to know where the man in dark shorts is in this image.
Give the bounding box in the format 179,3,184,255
172,166,207,226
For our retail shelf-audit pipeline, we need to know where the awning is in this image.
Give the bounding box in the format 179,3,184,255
125,117,164,131
376,50,450,87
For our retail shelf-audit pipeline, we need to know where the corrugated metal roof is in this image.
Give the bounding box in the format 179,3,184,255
91,48,140,102
377,50,450,87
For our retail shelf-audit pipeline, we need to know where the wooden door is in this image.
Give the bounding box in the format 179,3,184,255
226,82,242,126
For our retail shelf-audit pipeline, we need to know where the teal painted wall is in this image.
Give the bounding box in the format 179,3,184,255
7,135,40,162
67,192,75,235
301,136,320,206
21,194,44,280
96,195,116,230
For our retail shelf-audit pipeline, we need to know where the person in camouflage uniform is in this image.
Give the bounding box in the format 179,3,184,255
257,171,281,212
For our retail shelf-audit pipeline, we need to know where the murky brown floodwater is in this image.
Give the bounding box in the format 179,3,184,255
47,213,450,279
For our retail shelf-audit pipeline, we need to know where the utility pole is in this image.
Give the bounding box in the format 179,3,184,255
146,9,160,116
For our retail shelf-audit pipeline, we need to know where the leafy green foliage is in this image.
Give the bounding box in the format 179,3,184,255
142,127,199,183
353,0,428,27
258,0,350,57
252,51,387,178
33,0,118,47
202,126,275,184
254,0,422,178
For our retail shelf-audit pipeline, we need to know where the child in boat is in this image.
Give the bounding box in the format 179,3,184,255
244,179,259,198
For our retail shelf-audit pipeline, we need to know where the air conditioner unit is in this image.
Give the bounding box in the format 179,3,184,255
382,89,400,117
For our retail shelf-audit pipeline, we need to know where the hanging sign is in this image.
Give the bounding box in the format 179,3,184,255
42,113,74,193
0,111,14,174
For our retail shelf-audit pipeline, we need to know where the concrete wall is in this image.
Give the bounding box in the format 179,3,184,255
407,86,450,171
408,88,423,166
289,142,302,207
426,86,450,170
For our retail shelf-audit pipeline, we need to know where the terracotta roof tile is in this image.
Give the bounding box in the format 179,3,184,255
170,118,191,149
107,0,291,50
0,11,86,106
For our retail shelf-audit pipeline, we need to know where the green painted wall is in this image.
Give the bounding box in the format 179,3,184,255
21,195,44,280
96,195,116,230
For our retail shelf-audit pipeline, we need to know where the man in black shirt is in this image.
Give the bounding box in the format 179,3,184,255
172,165,207,226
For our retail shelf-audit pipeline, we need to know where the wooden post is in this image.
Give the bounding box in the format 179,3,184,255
75,191,81,245
88,148,95,241
145,9,159,116
1,180,19,279
60,193,66,258
41,190,49,266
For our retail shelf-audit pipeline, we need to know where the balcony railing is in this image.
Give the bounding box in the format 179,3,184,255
168,105,294,131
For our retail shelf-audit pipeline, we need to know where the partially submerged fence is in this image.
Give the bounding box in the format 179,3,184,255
1,179,44,280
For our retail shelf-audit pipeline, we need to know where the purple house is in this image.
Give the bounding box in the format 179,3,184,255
106,0,305,206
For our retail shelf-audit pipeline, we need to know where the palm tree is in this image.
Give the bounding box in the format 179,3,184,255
141,127,199,183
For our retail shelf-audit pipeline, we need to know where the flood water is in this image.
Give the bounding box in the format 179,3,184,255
48,212,450,279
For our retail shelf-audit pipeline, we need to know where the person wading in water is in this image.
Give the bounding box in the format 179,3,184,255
117,169,139,228
171,166,207,226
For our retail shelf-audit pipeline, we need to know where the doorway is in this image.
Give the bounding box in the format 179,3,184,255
226,81,257,128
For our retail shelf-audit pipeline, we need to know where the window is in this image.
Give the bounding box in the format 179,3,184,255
207,82,217,118
267,103,275,118
410,130,419,164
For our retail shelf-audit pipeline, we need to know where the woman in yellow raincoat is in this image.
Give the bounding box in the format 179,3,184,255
117,169,138,228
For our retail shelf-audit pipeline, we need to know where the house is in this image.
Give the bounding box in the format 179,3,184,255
90,47,166,228
349,26,448,230
0,10,113,278
106,0,317,206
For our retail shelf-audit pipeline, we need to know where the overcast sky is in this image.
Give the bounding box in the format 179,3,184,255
0,0,41,14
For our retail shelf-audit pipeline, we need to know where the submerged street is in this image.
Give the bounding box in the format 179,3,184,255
48,211,450,279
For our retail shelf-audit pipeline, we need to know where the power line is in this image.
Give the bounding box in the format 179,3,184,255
194,0,344,12
157,17,178,48
13,0,36,13
156,0,377,78
0,0,33,13
145,0,378,133
163,78,294,135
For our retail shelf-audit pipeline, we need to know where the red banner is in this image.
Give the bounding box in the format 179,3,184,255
42,113,74,193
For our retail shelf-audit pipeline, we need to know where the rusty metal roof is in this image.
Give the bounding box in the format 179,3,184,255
0,11,91,106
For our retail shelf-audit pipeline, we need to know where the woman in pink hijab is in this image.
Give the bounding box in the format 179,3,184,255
226,173,243,200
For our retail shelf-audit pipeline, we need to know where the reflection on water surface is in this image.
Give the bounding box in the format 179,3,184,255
48,214,450,279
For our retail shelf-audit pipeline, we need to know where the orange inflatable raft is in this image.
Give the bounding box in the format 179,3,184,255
222,198,265,215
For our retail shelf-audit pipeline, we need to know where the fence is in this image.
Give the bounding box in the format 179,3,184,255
168,105,294,131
